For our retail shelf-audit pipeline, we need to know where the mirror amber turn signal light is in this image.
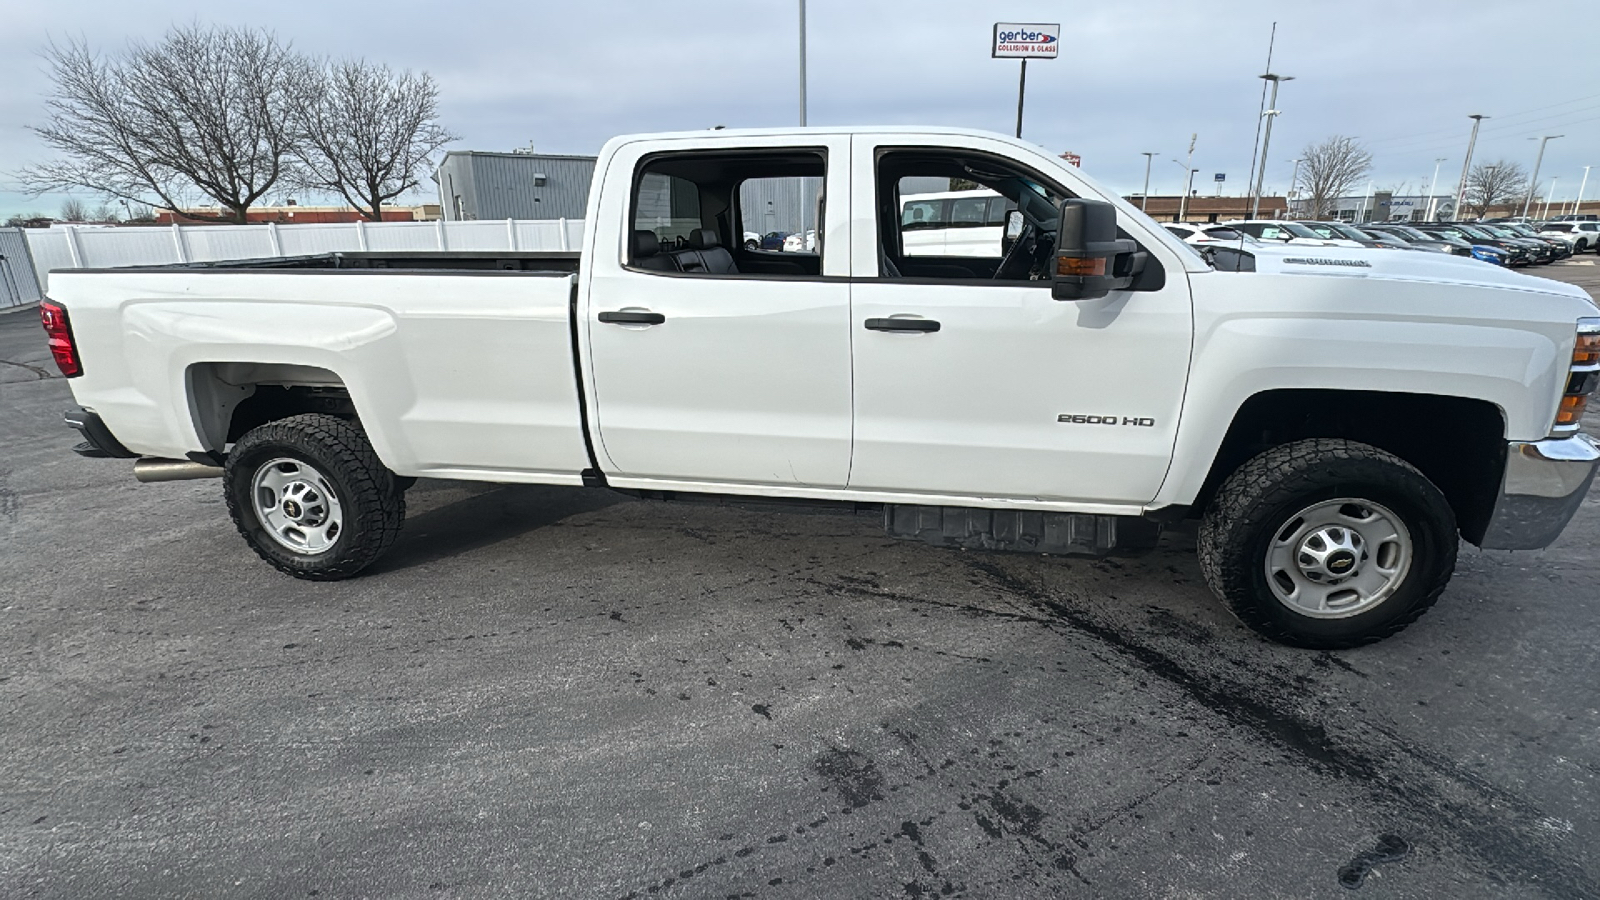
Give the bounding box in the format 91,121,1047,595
1058,257,1106,277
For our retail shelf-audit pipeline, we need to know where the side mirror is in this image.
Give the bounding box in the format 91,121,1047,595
1052,199,1138,301
1001,209,1025,254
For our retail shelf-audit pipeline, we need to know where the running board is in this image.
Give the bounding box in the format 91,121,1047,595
884,505,1162,556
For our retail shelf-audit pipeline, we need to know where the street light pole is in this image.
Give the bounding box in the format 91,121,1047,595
1424,157,1447,221
1521,134,1563,218
797,0,807,126
1541,178,1559,220
1250,74,1293,219
1140,152,1156,212
1287,157,1303,218
1574,165,1593,217
1453,114,1488,221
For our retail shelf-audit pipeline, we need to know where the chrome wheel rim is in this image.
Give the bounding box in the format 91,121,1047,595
251,458,343,555
1264,498,1412,619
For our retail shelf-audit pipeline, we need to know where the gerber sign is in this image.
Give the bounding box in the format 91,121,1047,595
993,23,1060,59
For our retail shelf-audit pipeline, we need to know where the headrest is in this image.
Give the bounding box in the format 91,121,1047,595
632,229,660,257
688,228,720,250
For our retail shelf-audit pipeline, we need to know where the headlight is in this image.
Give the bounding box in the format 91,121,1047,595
1552,318,1600,436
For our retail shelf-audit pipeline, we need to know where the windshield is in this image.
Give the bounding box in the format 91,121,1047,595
1384,225,1430,240
1454,225,1492,239
1302,223,1338,239
1480,225,1519,238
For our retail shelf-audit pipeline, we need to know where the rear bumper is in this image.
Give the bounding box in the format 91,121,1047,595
63,406,137,459
1478,435,1600,550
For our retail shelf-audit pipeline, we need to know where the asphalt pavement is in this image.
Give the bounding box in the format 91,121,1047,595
2,262,1599,899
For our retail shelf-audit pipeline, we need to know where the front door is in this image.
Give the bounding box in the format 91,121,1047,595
846,137,1194,507
582,136,854,489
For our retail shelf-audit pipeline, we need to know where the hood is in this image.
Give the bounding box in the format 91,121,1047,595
1213,241,1597,305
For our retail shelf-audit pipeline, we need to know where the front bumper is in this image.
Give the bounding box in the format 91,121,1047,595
1478,434,1600,550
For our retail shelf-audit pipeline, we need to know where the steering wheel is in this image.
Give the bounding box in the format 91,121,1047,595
992,219,1039,281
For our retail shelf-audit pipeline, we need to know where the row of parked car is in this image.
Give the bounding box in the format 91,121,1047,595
1165,218,1600,267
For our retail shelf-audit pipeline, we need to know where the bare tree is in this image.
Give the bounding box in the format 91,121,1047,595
59,197,88,222
1294,135,1374,219
90,202,121,223
288,60,456,221
24,25,299,224
1463,160,1528,220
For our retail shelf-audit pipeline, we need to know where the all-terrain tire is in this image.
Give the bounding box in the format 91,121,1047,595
224,414,405,580
1198,439,1457,649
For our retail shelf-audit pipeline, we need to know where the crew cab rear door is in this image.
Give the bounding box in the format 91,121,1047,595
846,135,1194,506
579,135,855,489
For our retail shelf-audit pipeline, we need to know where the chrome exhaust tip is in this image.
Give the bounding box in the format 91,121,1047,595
133,457,224,483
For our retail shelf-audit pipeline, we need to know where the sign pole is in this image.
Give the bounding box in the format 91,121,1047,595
1015,59,1027,138
993,23,1057,140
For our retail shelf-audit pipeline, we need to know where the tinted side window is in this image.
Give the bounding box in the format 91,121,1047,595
634,173,702,244
950,196,989,227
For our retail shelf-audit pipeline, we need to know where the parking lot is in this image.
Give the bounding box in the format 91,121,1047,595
2,264,1598,899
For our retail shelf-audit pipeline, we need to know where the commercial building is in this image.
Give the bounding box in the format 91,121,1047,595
434,151,596,221
1127,195,1288,223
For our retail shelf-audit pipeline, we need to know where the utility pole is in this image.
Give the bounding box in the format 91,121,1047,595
1452,114,1488,222
1287,157,1303,218
1243,22,1278,223
1140,152,1156,211
1424,157,1447,221
1574,165,1592,217
1015,59,1027,138
1522,135,1563,218
1250,74,1293,219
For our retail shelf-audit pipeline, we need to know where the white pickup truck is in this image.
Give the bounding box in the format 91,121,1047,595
39,126,1600,649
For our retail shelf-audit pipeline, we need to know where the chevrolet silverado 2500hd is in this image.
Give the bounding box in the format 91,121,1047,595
39,127,1600,648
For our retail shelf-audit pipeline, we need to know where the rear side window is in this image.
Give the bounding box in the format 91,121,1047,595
901,199,948,230
950,196,989,227
634,173,702,244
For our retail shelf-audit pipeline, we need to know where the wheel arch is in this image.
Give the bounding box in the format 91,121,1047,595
186,361,361,457
1185,389,1506,545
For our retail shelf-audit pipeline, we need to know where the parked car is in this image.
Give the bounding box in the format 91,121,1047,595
743,231,762,251
1224,220,1355,247
782,230,817,253
1304,222,1418,250
1485,223,1567,261
1550,214,1597,222
42,124,1600,649
757,231,791,251
1534,222,1594,253
900,189,1013,257
1359,223,1474,257
1162,223,1262,246
1416,223,1534,266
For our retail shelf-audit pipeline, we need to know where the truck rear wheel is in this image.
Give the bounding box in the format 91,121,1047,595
224,414,405,580
1198,439,1457,649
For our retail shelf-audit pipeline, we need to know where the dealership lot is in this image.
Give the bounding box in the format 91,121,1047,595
2,267,1598,898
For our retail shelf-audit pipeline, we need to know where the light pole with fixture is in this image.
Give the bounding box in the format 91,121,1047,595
797,0,807,126
1171,157,1196,222
1140,152,1157,211
1541,178,1559,220
1286,157,1303,218
1574,165,1592,217
1452,114,1488,221
1424,157,1447,221
1250,73,1293,219
1522,135,1563,218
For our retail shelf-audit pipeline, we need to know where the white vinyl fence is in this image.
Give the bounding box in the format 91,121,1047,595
25,218,587,290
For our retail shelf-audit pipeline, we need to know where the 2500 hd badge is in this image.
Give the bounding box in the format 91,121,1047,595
1057,414,1157,426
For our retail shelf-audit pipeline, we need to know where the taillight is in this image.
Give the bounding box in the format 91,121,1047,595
1553,318,1600,435
39,300,82,378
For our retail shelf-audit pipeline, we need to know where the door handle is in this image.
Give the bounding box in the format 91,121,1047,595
865,317,940,333
598,310,666,326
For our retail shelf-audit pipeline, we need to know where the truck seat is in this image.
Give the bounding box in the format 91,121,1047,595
673,229,739,275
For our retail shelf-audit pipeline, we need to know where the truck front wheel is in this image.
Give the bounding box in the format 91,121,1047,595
1198,439,1457,649
224,414,405,580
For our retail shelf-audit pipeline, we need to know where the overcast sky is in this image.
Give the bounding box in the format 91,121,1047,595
3,0,1598,219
